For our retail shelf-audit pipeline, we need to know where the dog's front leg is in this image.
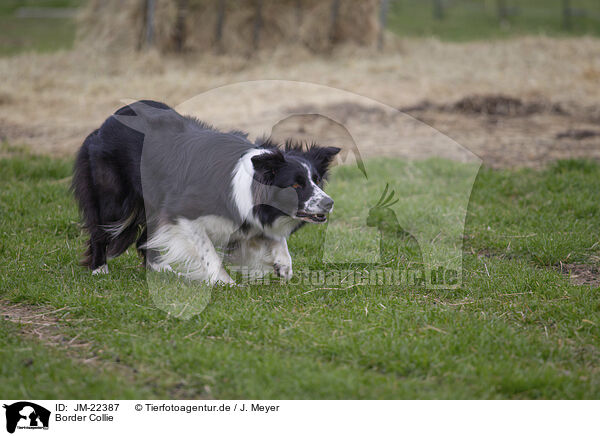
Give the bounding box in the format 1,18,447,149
227,236,292,280
270,238,293,280
148,219,235,285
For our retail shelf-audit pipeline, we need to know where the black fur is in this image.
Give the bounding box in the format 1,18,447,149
72,101,169,269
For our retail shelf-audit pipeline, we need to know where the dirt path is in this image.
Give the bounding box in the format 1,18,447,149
0,299,136,373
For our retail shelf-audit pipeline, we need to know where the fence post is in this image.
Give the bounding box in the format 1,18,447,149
295,0,303,25
215,0,226,52
330,0,341,44
173,0,188,52
433,0,444,20
253,0,263,50
378,0,389,51
497,0,508,21
295,0,303,41
145,0,156,48
562,0,572,30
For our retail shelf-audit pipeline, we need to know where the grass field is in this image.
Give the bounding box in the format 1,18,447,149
0,0,82,56
1,145,599,399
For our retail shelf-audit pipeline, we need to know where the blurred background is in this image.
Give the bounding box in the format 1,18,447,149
2,0,600,55
0,0,599,168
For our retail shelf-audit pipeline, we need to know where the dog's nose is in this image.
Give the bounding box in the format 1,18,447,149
319,196,334,212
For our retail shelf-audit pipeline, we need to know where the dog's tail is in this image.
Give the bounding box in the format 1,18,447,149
103,201,145,260
73,131,146,266
72,130,100,267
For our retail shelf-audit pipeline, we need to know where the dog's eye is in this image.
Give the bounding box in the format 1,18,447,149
292,183,301,189
312,175,320,184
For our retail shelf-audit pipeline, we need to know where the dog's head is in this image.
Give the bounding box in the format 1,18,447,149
251,143,341,224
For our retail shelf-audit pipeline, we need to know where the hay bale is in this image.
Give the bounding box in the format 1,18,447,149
77,0,381,55
77,0,143,52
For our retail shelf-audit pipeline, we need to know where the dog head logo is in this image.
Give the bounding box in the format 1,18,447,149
3,402,50,434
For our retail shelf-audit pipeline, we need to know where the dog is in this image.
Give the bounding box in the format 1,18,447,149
72,100,340,284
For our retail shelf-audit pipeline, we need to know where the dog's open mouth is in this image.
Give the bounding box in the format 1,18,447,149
295,211,328,223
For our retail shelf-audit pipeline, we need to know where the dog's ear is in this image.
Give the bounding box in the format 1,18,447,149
305,146,341,177
251,150,286,182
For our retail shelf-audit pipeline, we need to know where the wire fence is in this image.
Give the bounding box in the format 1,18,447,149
384,0,600,28
378,0,600,48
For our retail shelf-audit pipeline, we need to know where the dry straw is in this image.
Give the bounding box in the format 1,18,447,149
77,0,381,55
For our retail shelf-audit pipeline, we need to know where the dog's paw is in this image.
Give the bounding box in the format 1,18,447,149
215,278,239,288
92,264,109,275
215,270,237,287
147,261,174,273
274,263,293,281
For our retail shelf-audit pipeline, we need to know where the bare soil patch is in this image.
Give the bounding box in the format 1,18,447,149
404,94,568,117
556,129,600,141
402,95,600,169
1,300,82,346
557,263,600,287
449,94,566,117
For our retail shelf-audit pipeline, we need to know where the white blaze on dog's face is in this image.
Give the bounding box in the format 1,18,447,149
297,162,334,219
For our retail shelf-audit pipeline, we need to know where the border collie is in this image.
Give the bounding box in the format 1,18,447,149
72,100,340,284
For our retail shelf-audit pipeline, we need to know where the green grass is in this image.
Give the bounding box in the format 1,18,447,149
0,0,83,15
388,0,600,40
0,16,77,57
0,0,82,57
0,145,599,399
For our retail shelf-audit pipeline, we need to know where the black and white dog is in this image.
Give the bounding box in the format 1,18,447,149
72,100,340,284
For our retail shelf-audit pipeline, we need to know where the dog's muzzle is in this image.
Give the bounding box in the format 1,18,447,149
296,195,334,223
274,263,293,280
